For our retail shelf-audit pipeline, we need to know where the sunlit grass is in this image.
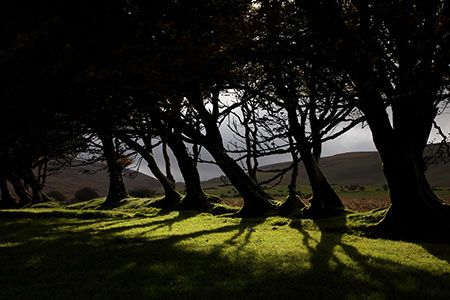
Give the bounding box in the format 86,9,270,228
1,204,449,300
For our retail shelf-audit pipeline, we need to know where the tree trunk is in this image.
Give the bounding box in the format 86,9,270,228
99,133,128,205
162,142,176,185
119,135,182,207
9,174,32,206
301,147,344,215
243,102,259,183
359,96,450,241
373,148,450,241
202,139,275,217
24,168,50,204
298,0,450,240
286,108,344,216
26,178,47,204
278,148,306,216
187,92,276,217
0,177,16,208
288,152,299,199
166,135,220,211
364,108,450,240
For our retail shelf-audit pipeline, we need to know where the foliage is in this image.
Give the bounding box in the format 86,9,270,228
293,0,450,237
348,185,359,192
72,187,100,203
1,0,450,239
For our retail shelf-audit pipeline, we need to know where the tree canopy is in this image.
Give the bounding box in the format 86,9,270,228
1,0,449,241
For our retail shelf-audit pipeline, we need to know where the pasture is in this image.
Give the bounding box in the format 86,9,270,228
1,197,449,300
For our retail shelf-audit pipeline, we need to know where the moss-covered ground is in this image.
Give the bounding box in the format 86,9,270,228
1,197,449,299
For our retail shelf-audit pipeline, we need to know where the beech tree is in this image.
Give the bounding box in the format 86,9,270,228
131,0,278,216
164,129,221,211
184,90,277,216
117,105,218,211
297,0,450,240
0,177,15,208
244,1,364,216
98,133,128,204
119,134,182,208
6,0,449,236
0,0,136,205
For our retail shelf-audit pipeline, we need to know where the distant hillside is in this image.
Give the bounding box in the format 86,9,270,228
43,146,450,200
43,162,162,201
205,149,450,187
253,152,386,186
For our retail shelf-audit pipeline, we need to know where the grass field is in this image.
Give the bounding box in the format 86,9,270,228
1,197,450,300
204,185,450,212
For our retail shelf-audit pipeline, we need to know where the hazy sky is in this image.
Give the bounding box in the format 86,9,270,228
137,111,449,182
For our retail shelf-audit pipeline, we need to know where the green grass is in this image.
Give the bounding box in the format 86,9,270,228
435,188,450,199
207,184,388,200
1,200,450,300
199,185,450,211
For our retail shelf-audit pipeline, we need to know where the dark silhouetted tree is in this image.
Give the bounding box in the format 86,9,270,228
98,133,128,204
297,0,450,240
243,1,363,216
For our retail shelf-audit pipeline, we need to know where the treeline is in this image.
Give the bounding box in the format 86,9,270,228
1,0,450,241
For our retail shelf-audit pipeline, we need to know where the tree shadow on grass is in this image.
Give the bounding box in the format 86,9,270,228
92,207,267,254
420,242,450,265
0,217,101,242
291,215,450,300
215,217,268,254
65,209,204,238
1,215,449,300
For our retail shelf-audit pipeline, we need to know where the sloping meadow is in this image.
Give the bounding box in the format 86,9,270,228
1,202,449,300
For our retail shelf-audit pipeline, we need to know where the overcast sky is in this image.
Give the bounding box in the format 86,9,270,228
135,111,449,182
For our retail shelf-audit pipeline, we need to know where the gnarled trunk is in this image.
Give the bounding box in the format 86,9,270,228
25,170,49,204
9,174,32,206
119,135,182,207
278,151,306,216
162,142,176,185
374,148,450,241
301,147,344,214
202,139,275,217
166,135,219,211
187,92,275,217
0,177,16,208
360,94,450,241
287,107,343,216
99,133,128,205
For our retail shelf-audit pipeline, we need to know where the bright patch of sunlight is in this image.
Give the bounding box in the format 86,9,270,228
1,208,449,300
0,241,22,248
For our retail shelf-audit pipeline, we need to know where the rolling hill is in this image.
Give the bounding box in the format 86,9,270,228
205,150,450,187
259,152,386,186
44,147,450,202
43,162,162,201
